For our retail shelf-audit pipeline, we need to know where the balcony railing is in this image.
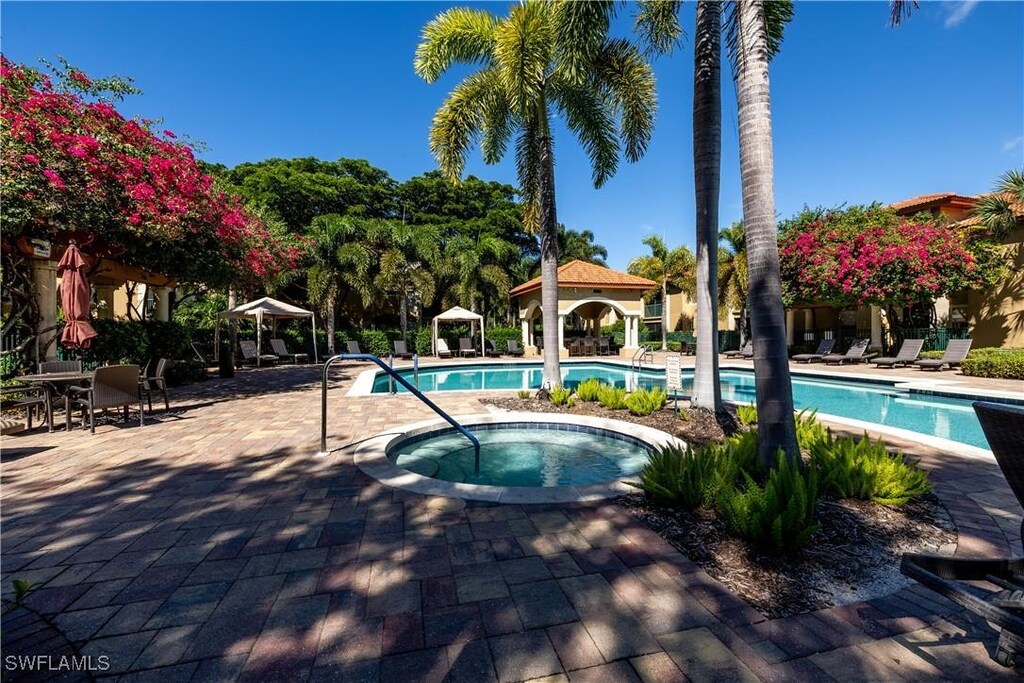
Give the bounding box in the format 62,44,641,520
643,303,663,319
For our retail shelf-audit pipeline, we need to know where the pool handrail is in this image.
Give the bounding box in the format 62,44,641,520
317,353,481,474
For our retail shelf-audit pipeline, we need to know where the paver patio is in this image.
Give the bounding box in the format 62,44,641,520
2,362,1022,682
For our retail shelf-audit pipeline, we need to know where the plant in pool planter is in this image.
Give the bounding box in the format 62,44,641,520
624,386,667,416
576,378,602,402
736,403,758,426
629,444,722,510
810,433,932,506
549,385,574,407
517,389,531,399
597,384,627,410
716,453,821,551
795,410,829,450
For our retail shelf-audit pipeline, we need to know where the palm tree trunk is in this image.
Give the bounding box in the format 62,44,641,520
734,0,798,467
399,293,409,340
325,293,336,354
692,0,723,412
538,109,561,388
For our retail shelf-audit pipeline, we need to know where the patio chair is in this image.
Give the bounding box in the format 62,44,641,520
346,340,363,356
792,339,835,363
568,339,583,357
436,338,453,358
139,358,169,413
393,340,414,360
0,382,53,433
458,338,478,358
583,338,596,356
598,338,612,356
67,365,144,434
484,340,502,357
869,339,925,368
915,339,972,371
723,340,753,359
901,402,1024,668
507,340,525,357
39,360,83,374
238,340,278,366
822,338,873,365
270,338,309,364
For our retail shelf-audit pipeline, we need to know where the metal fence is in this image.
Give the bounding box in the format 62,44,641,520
894,326,970,352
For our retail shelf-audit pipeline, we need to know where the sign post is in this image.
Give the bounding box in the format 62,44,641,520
665,355,682,414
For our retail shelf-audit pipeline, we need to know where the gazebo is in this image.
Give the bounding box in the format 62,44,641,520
509,260,656,357
431,306,485,357
215,296,319,365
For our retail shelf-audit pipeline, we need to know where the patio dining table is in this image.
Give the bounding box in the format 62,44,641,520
15,371,95,431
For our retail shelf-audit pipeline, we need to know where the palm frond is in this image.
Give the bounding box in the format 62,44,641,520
414,7,498,82
515,114,544,233
494,1,552,117
552,0,616,83
549,73,619,188
429,70,500,182
889,0,919,27
725,0,794,72
634,0,684,55
594,39,657,163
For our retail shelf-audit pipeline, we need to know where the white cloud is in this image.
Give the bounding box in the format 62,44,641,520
944,0,980,28
1003,136,1024,153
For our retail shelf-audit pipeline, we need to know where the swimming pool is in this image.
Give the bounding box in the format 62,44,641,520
369,361,1009,450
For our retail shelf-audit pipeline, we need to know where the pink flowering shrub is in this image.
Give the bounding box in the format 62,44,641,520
0,56,302,287
778,205,1003,307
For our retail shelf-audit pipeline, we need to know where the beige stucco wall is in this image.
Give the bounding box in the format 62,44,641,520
517,286,645,320
966,226,1024,349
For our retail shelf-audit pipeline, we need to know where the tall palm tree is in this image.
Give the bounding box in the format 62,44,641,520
973,169,1024,238
718,223,750,342
415,1,659,387
443,232,518,315
728,0,799,466
305,214,359,354
371,222,441,339
627,235,695,351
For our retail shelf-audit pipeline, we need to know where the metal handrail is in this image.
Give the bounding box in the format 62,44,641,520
631,344,654,371
317,353,481,474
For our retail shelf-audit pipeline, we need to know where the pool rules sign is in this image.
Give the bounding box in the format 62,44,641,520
665,355,682,413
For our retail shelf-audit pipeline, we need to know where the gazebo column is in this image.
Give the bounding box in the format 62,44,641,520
34,260,59,361
521,318,529,348
785,309,795,347
558,314,566,358
870,305,883,348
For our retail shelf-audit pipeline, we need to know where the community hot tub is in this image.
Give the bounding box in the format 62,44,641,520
353,413,682,504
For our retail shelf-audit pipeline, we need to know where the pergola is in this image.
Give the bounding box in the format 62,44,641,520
215,296,318,365
431,305,485,357
509,260,656,358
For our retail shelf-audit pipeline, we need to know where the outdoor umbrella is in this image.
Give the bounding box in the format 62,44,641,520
57,242,98,349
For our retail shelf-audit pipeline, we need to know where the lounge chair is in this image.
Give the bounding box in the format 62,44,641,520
39,360,83,374
915,339,972,371
869,339,925,368
724,341,753,359
484,340,502,357
139,358,169,413
901,402,1024,667
346,340,363,356
792,339,835,363
507,340,525,357
67,365,144,434
239,340,278,366
270,338,309,364
822,338,873,365
393,340,414,360
458,338,477,358
436,338,453,358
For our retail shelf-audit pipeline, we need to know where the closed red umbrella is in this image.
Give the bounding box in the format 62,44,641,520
57,242,98,349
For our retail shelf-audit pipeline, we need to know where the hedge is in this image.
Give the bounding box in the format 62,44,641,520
960,348,1024,380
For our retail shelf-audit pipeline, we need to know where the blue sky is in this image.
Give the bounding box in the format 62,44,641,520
3,1,1022,270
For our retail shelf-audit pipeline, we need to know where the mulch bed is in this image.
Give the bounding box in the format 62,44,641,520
482,397,958,619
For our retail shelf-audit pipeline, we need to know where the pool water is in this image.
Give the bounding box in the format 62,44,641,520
371,361,1001,450
388,424,653,487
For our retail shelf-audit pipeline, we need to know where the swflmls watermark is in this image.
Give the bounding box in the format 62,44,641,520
4,654,110,673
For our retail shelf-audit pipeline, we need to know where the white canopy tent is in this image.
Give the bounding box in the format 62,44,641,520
215,296,319,366
432,306,485,357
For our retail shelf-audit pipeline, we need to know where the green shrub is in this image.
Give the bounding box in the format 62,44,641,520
549,385,574,407
414,327,433,355
517,389,531,399
166,359,208,386
601,320,625,346
666,340,681,352
141,320,192,363
629,444,722,510
736,404,758,426
717,453,821,551
576,378,602,402
358,329,392,357
597,384,627,410
919,350,944,360
960,348,1024,380
74,319,150,365
795,410,829,449
624,386,667,416
810,433,932,506
485,326,521,349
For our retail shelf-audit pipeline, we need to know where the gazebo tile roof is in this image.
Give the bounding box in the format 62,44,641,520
509,260,656,297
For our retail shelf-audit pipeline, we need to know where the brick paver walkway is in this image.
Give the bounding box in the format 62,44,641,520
2,364,1022,681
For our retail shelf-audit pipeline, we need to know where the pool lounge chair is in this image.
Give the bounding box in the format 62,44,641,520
270,338,309,364
792,339,835,363
239,340,278,366
393,340,414,360
484,340,502,358
346,340,363,356
436,338,453,358
822,338,872,365
724,341,753,359
458,338,478,358
506,340,525,357
915,339,972,371
901,402,1024,667
869,338,924,368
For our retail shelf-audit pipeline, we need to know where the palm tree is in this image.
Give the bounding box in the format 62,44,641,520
305,214,359,354
558,225,608,266
718,222,749,343
371,222,441,339
415,1,659,388
443,232,517,315
973,169,1024,239
627,235,695,351
728,0,799,466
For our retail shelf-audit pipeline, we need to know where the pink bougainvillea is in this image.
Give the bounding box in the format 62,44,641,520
1,56,301,286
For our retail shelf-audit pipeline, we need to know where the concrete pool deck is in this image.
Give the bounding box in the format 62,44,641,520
1,363,1022,681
